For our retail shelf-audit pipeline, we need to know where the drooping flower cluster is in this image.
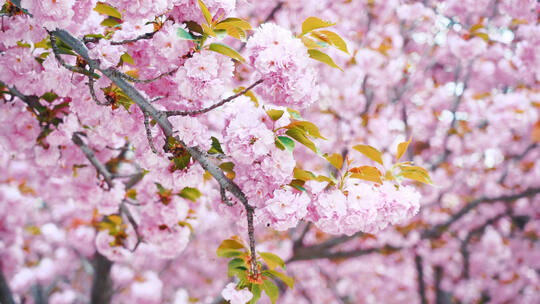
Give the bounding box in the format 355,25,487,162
245,23,319,109
307,180,421,235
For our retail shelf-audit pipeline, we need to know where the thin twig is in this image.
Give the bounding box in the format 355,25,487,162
88,68,113,106
165,79,263,117
111,30,159,45
120,202,143,251
143,111,157,154
114,67,179,83
220,186,234,206
72,132,114,186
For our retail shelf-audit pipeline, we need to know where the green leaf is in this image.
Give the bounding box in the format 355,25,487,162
325,153,343,170
308,49,342,71
301,16,336,35
120,52,135,65
293,168,316,181
41,92,58,103
94,2,122,19
396,137,412,161
249,284,262,304
225,26,247,41
172,152,191,171
262,280,280,304
217,237,246,257
202,22,216,37
317,30,349,54
352,144,384,165
116,91,134,111
177,27,195,40
219,161,235,179
100,17,121,27
228,258,247,277
155,182,166,194
349,166,383,184
398,165,433,185
286,121,326,139
301,36,322,49
208,43,245,62
197,0,213,25
276,136,295,152
214,18,251,41
107,214,122,226
263,270,294,289
285,127,318,154
289,179,307,192
217,249,243,258
215,18,252,30
208,136,224,154
287,108,302,120
184,21,204,35
266,109,284,121
178,187,201,202
259,252,285,270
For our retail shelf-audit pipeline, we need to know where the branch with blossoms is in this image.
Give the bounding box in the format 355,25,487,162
49,28,262,276
164,79,263,117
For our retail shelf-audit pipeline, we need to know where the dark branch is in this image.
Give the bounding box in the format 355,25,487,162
88,68,113,106
263,2,284,23
90,253,113,304
0,266,15,304
288,244,400,262
165,79,263,117
72,132,114,186
111,30,158,45
460,212,506,279
415,254,428,304
422,186,540,239
143,111,157,154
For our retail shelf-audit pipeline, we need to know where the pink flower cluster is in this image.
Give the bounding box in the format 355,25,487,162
221,282,253,304
171,0,236,24
221,99,296,212
307,181,421,235
245,23,319,109
173,50,235,109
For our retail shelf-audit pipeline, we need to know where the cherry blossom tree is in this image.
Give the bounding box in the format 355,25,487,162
0,0,539,303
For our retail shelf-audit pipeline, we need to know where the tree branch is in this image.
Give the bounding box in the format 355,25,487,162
460,212,507,279
51,28,260,276
422,186,540,239
165,79,263,117
415,254,428,304
90,253,113,304
72,132,114,187
0,266,15,304
288,244,400,262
